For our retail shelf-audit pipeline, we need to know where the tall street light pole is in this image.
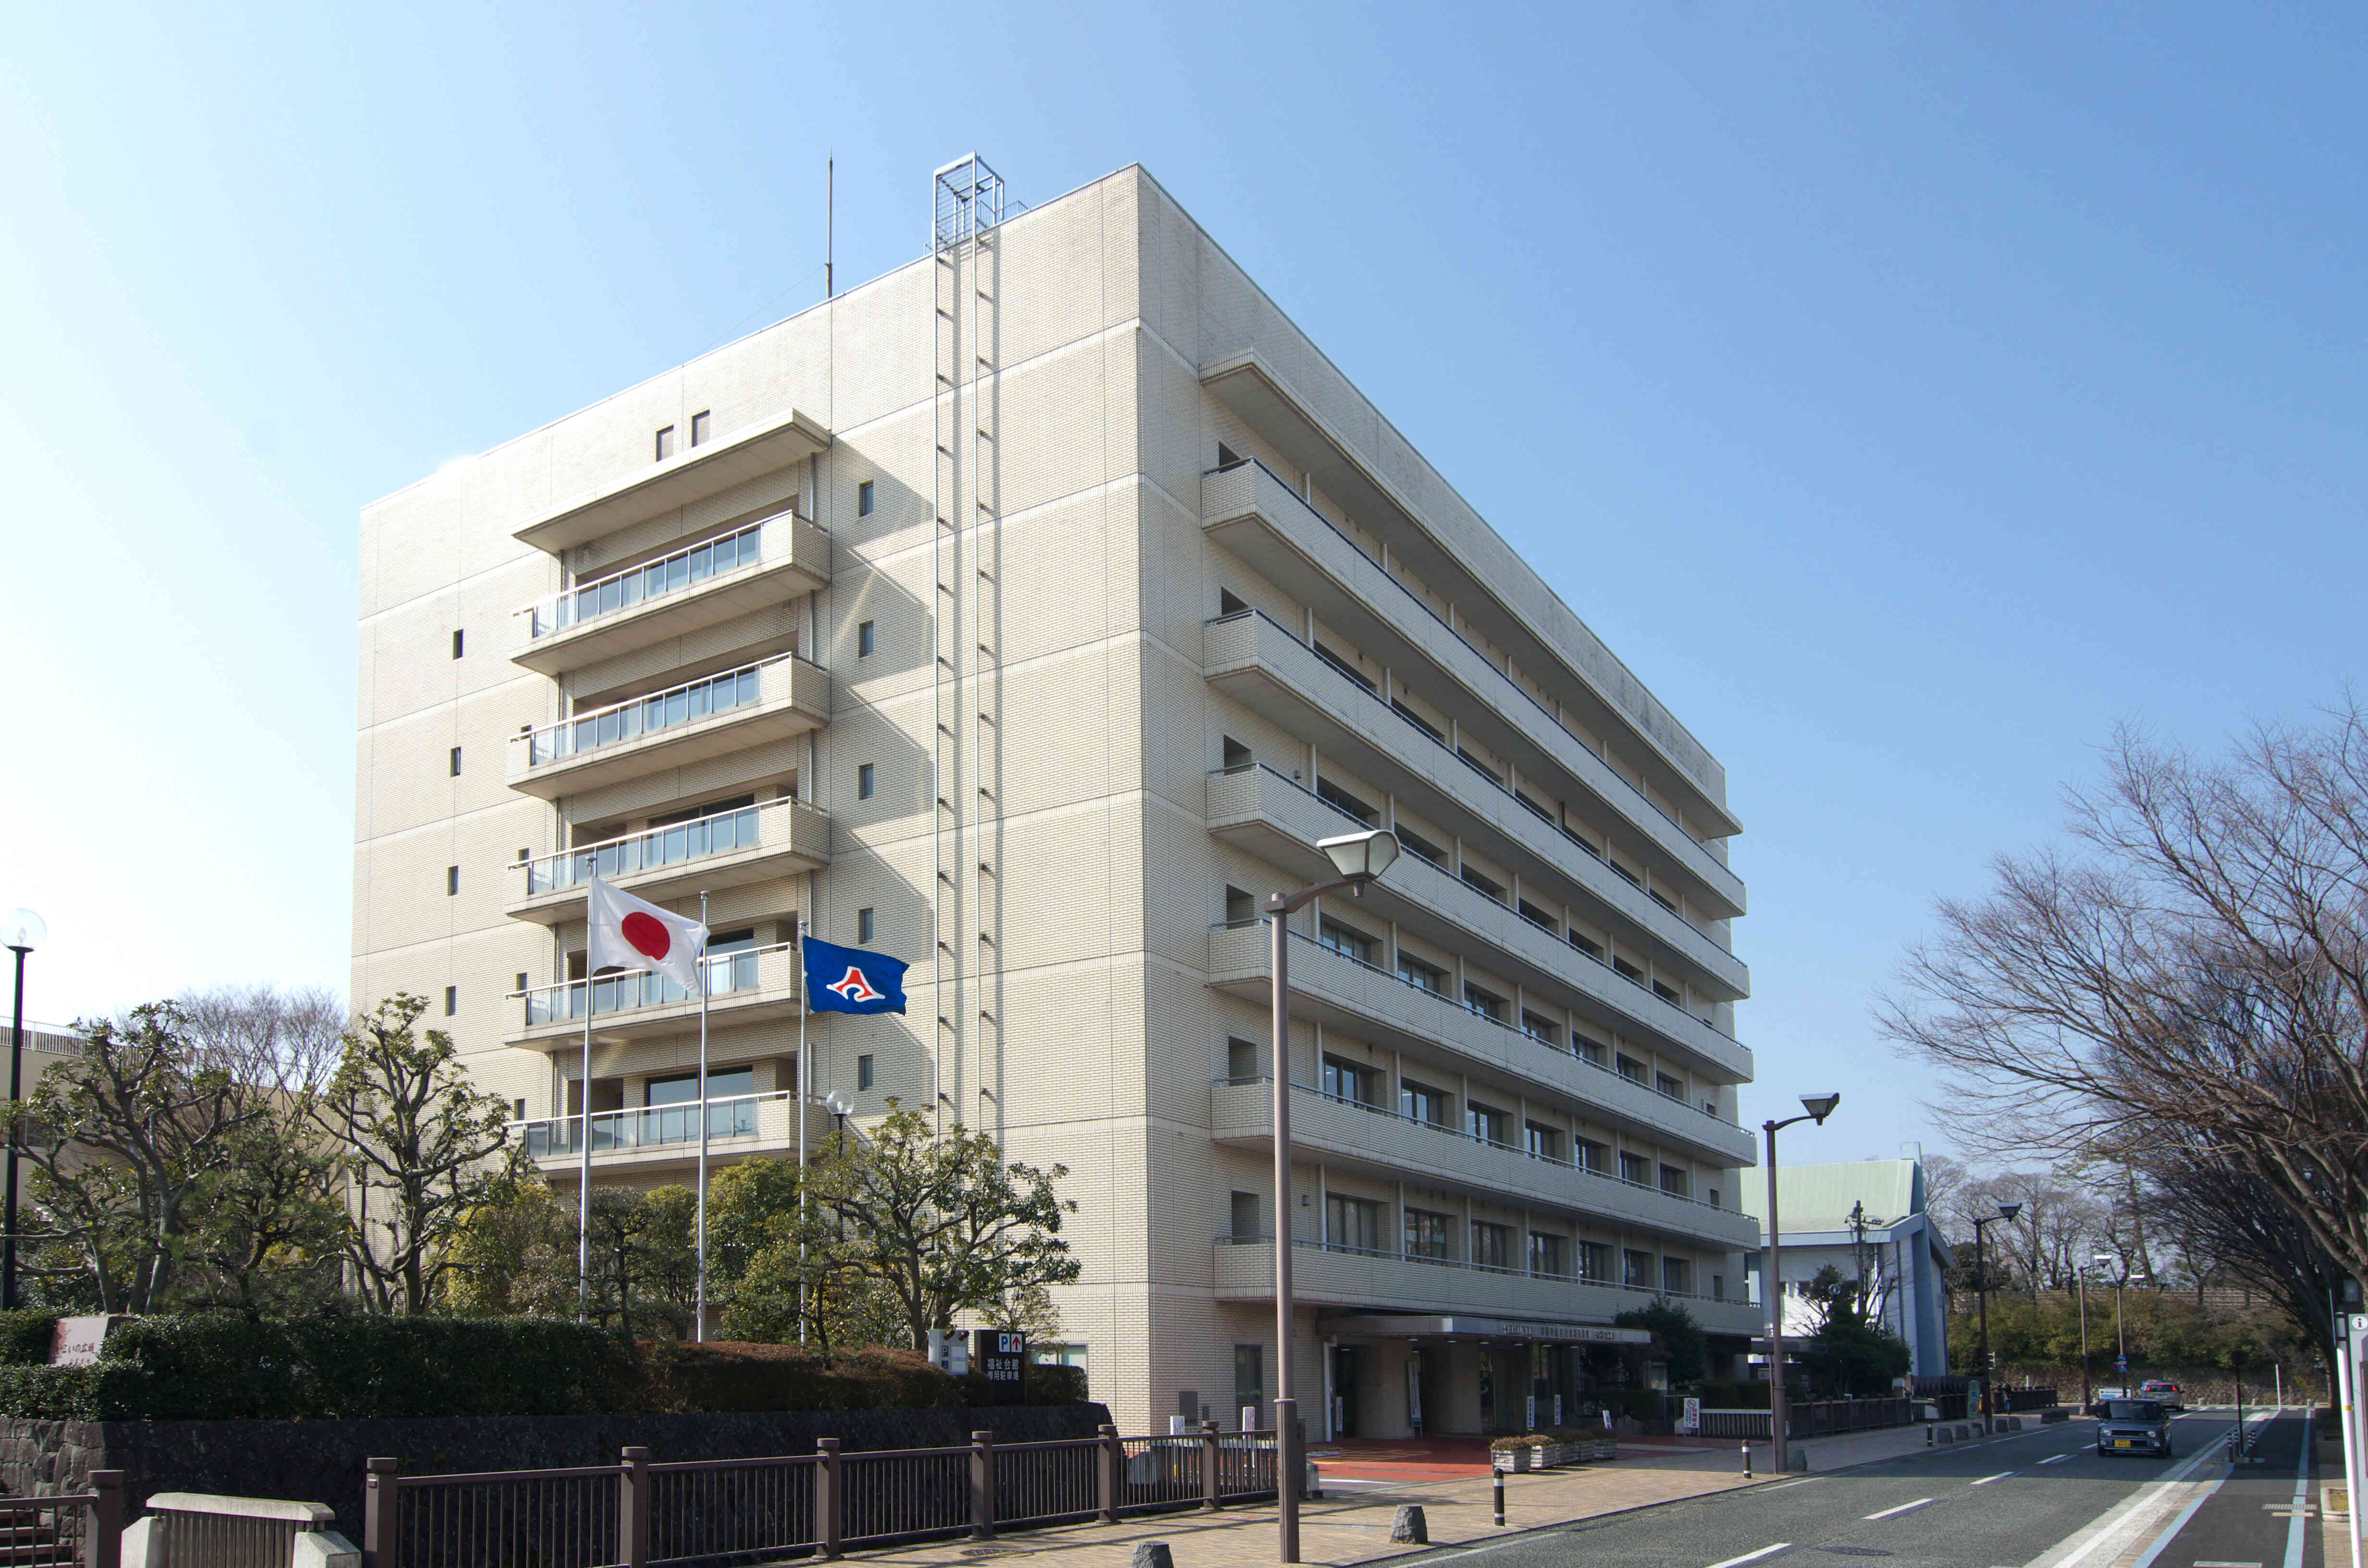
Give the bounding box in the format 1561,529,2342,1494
2,909,47,1313
2076,1262,2095,1413
1265,829,1399,1566
1762,1091,1840,1475
2095,1253,2127,1383
1969,1201,2023,1432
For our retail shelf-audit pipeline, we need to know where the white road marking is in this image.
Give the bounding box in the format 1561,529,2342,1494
2038,1454,2074,1465
1705,1544,1794,1568
2192,1561,2263,1566
1762,1479,1824,1492
1971,1471,2015,1485
1864,1498,1936,1520
2281,1409,2310,1568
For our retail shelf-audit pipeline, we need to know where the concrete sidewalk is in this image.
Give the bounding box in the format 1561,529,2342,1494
840,1444,1764,1568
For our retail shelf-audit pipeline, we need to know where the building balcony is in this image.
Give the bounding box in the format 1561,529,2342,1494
506,797,832,925
1207,764,1748,1082
1203,609,1744,945
1207,922,1753,1166
518,1090,839,1177
506,653,829,799
1212,1078,1759,1251
511,511,831,676
1202,458,1744,913
1211,1238,1764,1337
513,406,832,555
1209,761,1745,1008
503,942,803,1049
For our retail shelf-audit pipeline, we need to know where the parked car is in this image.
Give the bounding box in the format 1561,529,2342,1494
2097,1398,2174,1458
2139,1379,2185,1410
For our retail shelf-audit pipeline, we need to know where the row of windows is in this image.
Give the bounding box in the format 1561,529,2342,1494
654,412,713,462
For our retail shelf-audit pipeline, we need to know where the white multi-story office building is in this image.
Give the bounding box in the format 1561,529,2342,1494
352,159,1758,1436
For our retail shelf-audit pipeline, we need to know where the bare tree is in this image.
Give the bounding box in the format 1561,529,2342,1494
1880,707,2368,1292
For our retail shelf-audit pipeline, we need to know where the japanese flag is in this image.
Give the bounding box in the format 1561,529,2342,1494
587,875,708,992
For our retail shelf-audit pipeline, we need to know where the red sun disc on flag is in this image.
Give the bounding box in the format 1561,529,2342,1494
620,911,672,961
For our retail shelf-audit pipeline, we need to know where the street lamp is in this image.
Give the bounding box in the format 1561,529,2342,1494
2075,1259,2099,1414
1763,1090,1840,1475
1266,828,1398,1564
825,1091,853,1151
2,907,47,1313
2095,1252,2127,1385
1969,1201,2023,1432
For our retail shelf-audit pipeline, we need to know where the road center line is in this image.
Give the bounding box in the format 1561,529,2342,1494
1971,1471,2015,1485
2038,1454,2074,1465
1864,1498,1936,1520
1705,1544,1794,1568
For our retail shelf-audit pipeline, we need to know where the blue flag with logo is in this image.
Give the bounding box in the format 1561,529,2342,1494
801,936,909,1015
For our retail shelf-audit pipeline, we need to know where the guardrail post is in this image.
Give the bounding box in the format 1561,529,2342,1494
363,1458,400,1568
816,1440,841,1561
1201,1421,1221,1512
86,1472,121,1568
620,1447,649,1568
970,1431,994,1541
1096,1425,1119,1524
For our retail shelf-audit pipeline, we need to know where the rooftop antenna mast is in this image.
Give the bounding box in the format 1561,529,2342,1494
826,157,834,298
927,155,1004,1138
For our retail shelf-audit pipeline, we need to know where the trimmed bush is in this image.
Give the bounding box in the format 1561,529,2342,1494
640,1341,956,1415
0,1311,59,1367
1020,1362,1089,1405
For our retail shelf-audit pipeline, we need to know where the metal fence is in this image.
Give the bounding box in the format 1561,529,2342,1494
1695,1397,1921,1440
0,1472,121,1568
365,1427,1280,1568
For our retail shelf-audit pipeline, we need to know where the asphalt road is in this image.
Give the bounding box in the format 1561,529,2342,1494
1401,1411,2317,1568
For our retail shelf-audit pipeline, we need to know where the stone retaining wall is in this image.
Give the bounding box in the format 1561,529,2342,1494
0,1404,1111,1531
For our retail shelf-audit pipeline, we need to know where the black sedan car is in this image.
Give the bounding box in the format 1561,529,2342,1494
2097,1398,2174,1458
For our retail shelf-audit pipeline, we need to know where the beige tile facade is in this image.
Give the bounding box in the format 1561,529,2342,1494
352,164,1758,1438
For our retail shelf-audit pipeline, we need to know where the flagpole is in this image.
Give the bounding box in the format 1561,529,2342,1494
797,931,810,1345
696,890,711,1344
577,948,593,1320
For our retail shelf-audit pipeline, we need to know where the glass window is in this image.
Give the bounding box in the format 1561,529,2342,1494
1623,1249,1653,1288
1579,1241,1613,1282
1524,1121,1562,1162
1619,1151,1651,1185
1320,1054,1370,1105
1663,1257,1693,1296
1660,1164,1690,1198
1325,1195,1386,1252
858,620,876,657
655,426,677,461
1318,919,1377,964
1473,1222,1515,1270
1464,984,1507,1022
858,479,876,516
1529,1232,1567,1277
690,410,711,446
646,1067,754,1106
856,1054,875,1090
1398,953,1446,993
1404,1208,1454,1260
1467,1102,1509,1145
858,907,876,943
1399,1080,1450,1127
858,763,876,799
1313,775,1378,826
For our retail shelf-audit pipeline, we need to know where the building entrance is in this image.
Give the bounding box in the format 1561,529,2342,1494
1330,1345,1358,1437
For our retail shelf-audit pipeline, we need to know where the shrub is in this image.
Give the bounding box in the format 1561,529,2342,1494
641,1341,956,1414
1020,1362,1089,1405
0,1312,59,1366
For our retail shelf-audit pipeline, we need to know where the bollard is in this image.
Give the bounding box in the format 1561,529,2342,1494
1493,1469,1505,1527
1131,1544,1174,1568
1742,1442,1752,1479
817,1438,842,1561
1390,1505,1429,1544
1788,1447,1809,1473
620,1448,650,1568
971,1431,996,1541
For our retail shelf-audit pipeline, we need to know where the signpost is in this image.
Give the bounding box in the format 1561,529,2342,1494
972,1330,1027,1407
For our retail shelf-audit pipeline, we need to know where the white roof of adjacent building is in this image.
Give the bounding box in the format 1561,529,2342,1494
1736,1159,1925,1233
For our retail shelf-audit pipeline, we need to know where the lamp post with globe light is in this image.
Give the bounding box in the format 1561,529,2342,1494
1763,1091,1840,1474
1266,829,1399,1564
2,908,47,1312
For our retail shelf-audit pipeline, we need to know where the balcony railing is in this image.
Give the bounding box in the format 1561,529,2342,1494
514,797,822,895
519,1090,777,1159
1214,760,1741,1012
1220,919,1742,1119
1206,607,1741,922
516,516,780,640
1207,457,1730,848
508,942,794,1028
1223,1077,1739,1218
512,654,802,771
1218,1235,1714,1301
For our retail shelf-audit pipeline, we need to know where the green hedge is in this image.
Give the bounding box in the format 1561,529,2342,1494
642,1342,956,1414
0,1312,59,1366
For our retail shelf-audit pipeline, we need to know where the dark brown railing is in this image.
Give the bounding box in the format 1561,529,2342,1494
365,1427,1279,1568
0,1472,121,1568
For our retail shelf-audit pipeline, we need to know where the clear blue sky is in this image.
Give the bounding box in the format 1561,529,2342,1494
4,4,2360,1162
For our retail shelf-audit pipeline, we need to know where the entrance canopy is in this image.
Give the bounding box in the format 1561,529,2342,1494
1324,1315,1654,1345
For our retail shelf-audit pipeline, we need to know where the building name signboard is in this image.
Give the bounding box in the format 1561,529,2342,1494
50,1316,129,1367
